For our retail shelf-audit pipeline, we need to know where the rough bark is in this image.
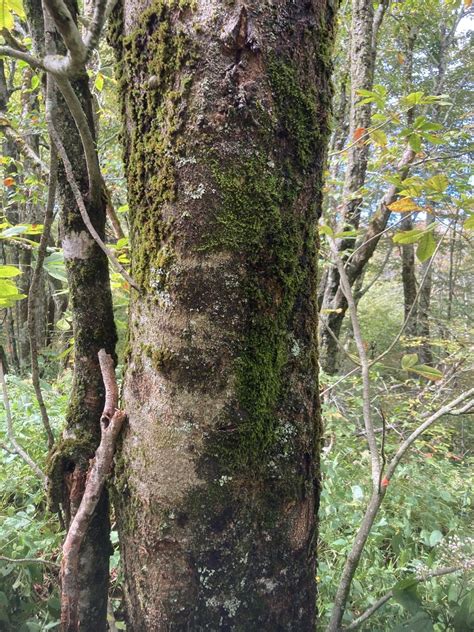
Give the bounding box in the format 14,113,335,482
110,0,336,629
24,2,117,630
320,0,378,374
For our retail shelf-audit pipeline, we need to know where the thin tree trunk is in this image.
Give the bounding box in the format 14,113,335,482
400,26,418,338
24,3,117,630
320,0,387,373
110,1,336,629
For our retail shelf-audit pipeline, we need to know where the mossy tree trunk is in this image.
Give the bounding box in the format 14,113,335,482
24,2,117,630
111,1,336,629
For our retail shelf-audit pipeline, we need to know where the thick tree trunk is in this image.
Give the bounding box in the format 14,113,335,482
24,2,117,630
111,1,336,629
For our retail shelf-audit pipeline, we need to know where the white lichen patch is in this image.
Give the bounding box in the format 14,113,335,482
62,231,93,260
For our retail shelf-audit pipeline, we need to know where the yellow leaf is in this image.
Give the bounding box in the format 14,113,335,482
387,197,422,213
464,0,472,8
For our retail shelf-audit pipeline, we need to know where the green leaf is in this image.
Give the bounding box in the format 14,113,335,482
388,197,422,213
408,134,422,153
428,530,443,547
0,0,24,29
95,72,104,92
393,581,423,615
425,174,449,193
401,353,419,370
401,92,425,107
334,229,358,239
463,215,474,230
30,74,40,91
393,229,424,245
416,232,436,262
408,365,443,381
56,317,71,332
370,129,387,147
0,264,21,278
319,225,334,237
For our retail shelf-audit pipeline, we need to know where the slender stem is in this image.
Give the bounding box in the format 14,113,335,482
0,555,60,568
27,145,57,450
328,236,380,487
346,566,464,630
0,359,46,481
48,121,139,290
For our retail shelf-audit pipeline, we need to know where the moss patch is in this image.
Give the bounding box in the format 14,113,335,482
111,0,196,290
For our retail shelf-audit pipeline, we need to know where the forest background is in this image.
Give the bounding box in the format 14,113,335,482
0,0,473,630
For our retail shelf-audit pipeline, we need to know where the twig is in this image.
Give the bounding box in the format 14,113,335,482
28,84,58,450
0,117,49,173
0,555,60,568
345,566,465,630
60,349,125,630
328,236,380,487
48,121,139,290
0,359,46,481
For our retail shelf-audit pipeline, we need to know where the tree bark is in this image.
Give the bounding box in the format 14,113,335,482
319,0,382,373
24,2,117,630
110,1,336,629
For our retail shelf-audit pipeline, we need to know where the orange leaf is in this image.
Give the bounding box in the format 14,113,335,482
397,52,405,65
3,177,15,187
354,127,366,144
464,0,472,8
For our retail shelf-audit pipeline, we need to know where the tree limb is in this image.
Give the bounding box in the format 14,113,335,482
27,142,57,451
60,349,125,630
48,120,139,290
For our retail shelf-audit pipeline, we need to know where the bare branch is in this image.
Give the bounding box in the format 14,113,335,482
328,236,381,487
28,107,58,451
0,555,60,568
48,119,139,290
60,350,125,629
346,566,465,630
42,0,87,72
84,0,119,54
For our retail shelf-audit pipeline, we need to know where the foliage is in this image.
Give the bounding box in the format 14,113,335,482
318,372,474,630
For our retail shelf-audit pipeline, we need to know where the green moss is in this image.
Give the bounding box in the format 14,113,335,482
111,0,196,290
141,343,175,371
202,154,311,475
268,58,321,170
46,432,97,511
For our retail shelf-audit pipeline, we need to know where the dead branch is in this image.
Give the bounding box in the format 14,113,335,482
60,349,125,631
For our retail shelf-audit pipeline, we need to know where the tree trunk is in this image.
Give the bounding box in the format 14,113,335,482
24,2,117,630
110,1,336,629
319,0,382,373
400,215,418,337
400,26,418,339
